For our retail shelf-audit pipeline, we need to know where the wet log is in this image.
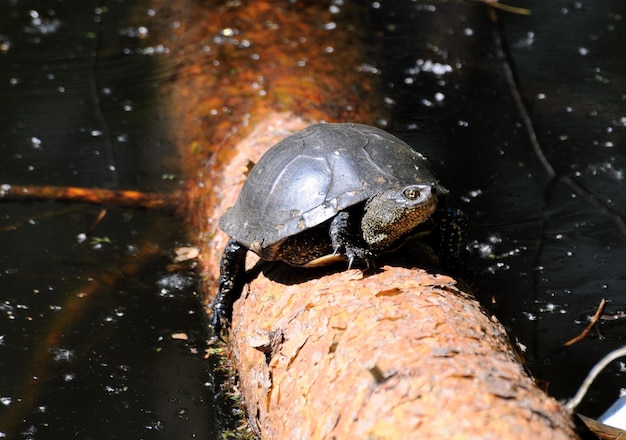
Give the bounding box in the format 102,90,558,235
152,0,580,437
198,116,578,439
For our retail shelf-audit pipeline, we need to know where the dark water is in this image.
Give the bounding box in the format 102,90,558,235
0,1,223,438
1,0,625,437
371,0,626,418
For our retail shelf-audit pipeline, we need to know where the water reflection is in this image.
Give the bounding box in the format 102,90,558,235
0,0,218,438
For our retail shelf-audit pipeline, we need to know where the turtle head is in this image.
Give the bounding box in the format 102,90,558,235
361,184,437,252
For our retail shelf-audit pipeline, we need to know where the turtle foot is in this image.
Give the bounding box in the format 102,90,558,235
329,209,374,269
212,238,248,340
431,206,472,282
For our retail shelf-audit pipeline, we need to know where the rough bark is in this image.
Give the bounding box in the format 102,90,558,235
233,268,575,439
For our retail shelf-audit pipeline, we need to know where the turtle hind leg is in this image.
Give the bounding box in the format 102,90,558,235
211,238,248,339
430,206,472,281
329,209,374,269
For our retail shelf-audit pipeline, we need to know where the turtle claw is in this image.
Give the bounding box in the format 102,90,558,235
347,254,355,270
332,245,341,257
344,246,374,270
330,209,375,269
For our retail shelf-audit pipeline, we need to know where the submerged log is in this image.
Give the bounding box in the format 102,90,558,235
151,0,579,437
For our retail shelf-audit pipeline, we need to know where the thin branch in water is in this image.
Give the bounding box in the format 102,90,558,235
559,175,626,234
472,0,532,16
565,344,626,412
86,208,108,235
487,8,554,179
487,9,626,235
0,184,185,213
0,233,166,436
564,298,607,347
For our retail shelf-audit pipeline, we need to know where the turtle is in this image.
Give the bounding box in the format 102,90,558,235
211,122,468,336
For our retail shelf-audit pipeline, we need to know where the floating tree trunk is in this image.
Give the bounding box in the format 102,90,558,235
160,0,581,437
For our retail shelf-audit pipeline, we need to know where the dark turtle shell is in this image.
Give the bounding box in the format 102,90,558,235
219,123,446,252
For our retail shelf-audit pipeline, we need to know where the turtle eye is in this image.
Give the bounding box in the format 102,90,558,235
403,187,421,200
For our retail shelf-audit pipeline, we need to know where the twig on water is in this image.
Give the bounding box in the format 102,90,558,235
564,298,607,347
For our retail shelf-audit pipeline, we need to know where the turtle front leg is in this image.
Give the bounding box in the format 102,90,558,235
211,238,248,339
329,209,374,268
